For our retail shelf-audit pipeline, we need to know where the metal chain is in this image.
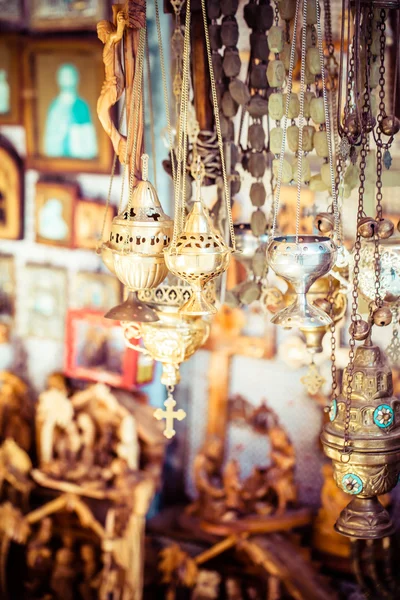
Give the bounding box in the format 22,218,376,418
119,32,146,215
146,30,157,189
200,0,236,251
328,276,338,403
342,130,368,458
373,10,391,149
155,0,176,184
125,26,147,221
271,0,301,239
172,0,191,245
295,0,308,244
98,98,126,247
316,0,339,244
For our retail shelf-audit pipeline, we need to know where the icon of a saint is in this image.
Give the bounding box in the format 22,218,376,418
39,198,68,241
44,63,98,159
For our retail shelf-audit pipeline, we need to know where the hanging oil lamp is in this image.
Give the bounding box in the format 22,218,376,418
267,0,339,328
101,154,174,320
321,336,400,539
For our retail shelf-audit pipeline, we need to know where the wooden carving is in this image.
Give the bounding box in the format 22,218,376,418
187,404,298,525
97,0,146,177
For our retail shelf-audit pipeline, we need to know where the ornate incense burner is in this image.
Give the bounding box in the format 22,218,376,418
101,175,173,292
122,308,210,387
321,340,400,539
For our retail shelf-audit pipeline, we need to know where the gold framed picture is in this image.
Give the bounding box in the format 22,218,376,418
35,181,77,247
0,0,26,29
23,39,113,174
30,0,109,31
0,135,24,240
71,271,122,311
0,36,22,125
74,198,114,250
23,264,68,340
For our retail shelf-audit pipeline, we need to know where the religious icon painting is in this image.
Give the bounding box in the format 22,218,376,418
34,181,77,247
22,265,67,340
0,37,22,125
65,309,153,389
30,0,109,31
0,255,15,317
0,135,24,240
23,39,113,174
74,199,114,250
71,272,122,311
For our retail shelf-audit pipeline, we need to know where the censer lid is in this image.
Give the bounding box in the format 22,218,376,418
174,200,228,254
322,341,400,450
114,179,173,225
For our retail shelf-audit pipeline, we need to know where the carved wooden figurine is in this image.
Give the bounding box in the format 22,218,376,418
97,9,128,161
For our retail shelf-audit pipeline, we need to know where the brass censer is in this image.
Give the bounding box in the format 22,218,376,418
101,155,173,321
164,175,232,316
321,338,400,539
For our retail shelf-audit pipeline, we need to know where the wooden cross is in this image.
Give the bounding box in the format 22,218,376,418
204,306,276,442
154,396,187,439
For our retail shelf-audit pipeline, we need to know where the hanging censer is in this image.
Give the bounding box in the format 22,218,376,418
96,9,173,322
322,2,400,540
102,154,173,320
266,0,338,329
164,0,236,316
321,335,400,539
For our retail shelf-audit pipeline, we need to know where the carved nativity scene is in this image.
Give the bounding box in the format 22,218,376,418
2,0,400,598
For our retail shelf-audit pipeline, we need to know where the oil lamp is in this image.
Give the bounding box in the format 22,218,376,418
267,236,337,328
321,338,400,539
267,0,339,329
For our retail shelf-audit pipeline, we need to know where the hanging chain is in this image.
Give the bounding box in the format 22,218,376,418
328,276,338,403
342,39,373,456
316,0,339,244
271,0,301,239
295,0,308,244
98,98,126,247
172,0,191,245
200,0,236,251
155,0,176,186
146,30,157,189
342,132,368,458
124,26,147,222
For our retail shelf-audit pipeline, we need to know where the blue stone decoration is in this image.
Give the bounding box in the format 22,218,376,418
342,473,363,495
373,404,394,429
329,398,337,422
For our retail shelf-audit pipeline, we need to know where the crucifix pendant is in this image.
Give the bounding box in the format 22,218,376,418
154,393,186,439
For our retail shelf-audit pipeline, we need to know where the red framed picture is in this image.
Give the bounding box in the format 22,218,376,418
65,309,154,389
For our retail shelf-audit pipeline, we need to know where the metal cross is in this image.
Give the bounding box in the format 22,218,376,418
154,396,186,439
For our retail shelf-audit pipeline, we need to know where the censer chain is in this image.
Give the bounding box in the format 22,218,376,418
172,0,191,245
295,0,308,245
146,29,157,189
271,0,301,239
316,0,340,244
98,96,126,248
343,131,368,458
155,0,176,185
200,0,236,251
